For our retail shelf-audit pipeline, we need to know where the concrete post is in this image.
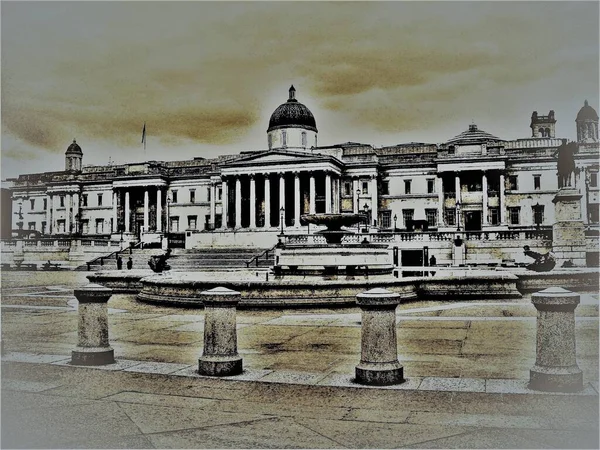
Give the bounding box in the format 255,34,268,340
198,287,243,376
71,283,114,366
529,287,583,392
355,288,404,385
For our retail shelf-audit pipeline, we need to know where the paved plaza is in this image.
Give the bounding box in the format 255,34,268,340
1,270,599,448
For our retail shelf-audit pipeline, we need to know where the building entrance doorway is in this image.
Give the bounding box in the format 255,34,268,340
464,211,482,231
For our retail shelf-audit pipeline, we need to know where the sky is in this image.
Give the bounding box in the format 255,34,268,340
2,1,599,179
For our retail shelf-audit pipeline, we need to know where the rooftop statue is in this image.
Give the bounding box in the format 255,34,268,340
556,141,578,188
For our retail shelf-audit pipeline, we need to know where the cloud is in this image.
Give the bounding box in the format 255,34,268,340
1,1,597,171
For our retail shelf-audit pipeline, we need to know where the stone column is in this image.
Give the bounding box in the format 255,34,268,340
294,173,301,227
221,179,228,229
500,173,506,225
309,174,316,214
529,287,583,392
65,194,71,234
143,189,149,233
279,173,286,224
325,173,332,214
355,288,404,385
580,172,588,224
209,183,216,229
124,191,130,233
235,177,242,229
156,189,162,232
437,176,444,226
264,175,271,228
112,191,118,232
353,179,359,213
198,287,243,376
482,171,489,226
455,174,461,204
249,176,256,229
73,192,80,233
46,195,52,234
370,176,378,226
71,283,115,366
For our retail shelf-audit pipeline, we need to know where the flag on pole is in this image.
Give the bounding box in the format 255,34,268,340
141,122,146,149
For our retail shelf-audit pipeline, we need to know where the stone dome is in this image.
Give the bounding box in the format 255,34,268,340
576,100,598,121
446,124,504,145
267,86,317,133
65,139,83,155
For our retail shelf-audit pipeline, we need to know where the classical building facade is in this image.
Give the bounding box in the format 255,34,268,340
4,88,599,258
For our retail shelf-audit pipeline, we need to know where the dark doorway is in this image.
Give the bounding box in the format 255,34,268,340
464,211,482,231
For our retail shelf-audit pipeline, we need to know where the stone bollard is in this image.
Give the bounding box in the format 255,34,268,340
71,283,115,366
355,288,404,385
529,287,583,392
198,287,243,376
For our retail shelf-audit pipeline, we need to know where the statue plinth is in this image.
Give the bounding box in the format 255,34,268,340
552,187,586,267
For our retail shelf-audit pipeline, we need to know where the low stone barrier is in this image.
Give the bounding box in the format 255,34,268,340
198,287,243,376
355,288,404,386
71,283,115,366
529,287,583,392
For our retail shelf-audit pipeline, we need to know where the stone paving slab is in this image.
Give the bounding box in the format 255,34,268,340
419,376,486,392
122,361,191,375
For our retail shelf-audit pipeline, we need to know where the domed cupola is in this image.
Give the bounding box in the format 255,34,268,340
65,139,83,172
267,86,318,150
576,100,598,143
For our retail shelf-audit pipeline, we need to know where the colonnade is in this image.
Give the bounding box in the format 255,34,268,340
47,192,79,234
218,171,341,229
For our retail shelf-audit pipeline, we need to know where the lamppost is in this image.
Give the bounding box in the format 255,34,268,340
393,214,397,232
363,203,369,229
356,188,361,213
456,201,461,231
15,201,24,231
280,206,285,235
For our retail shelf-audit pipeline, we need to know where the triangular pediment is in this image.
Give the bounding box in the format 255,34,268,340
222,150,332,167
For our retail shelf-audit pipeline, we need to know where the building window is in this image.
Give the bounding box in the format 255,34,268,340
170,217,179,232
188,215,197,230
402,209,414,228
362,181,369,195
590,172,598,188
534,175,541,190
43,199,48,210
404,180,412,195
445,208,456,226
301,131,307,147
57,219,66,233
41,221,46,234
507,175,518,190
218,187,222,201
381,181,390,196
82,195,88,207
97,194,103,206
533,205,544,225
344,182,351,196
190,190,196,203
28,222,36,230
81,219,89,234
381,211,392,229
95,218,104,234
60,196,65,207
589,204,599,223
425,209,437,227
509,207,520,225
488,208,500,225
282,130,287,147
30,199,35,210
427,179,435,194
268,134,273,149
171,190,178,203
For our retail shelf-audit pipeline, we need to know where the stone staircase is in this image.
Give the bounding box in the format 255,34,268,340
83,247,274,272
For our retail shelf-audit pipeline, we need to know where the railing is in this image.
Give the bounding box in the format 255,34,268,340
245,243,278,268
275,228,553,245
86,240,141,271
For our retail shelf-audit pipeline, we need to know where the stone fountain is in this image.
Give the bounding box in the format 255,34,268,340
274,213,393,277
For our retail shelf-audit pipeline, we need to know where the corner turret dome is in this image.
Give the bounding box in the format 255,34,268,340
576,100,599,121
267,86,317,133
65,139,83,155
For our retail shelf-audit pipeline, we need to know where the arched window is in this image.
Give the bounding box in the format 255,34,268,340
545,128,551,137
268,133,273,149
301,131,307,147
282,130,287,147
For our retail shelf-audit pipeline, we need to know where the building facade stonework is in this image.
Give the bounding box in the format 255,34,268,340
4,90,599,262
